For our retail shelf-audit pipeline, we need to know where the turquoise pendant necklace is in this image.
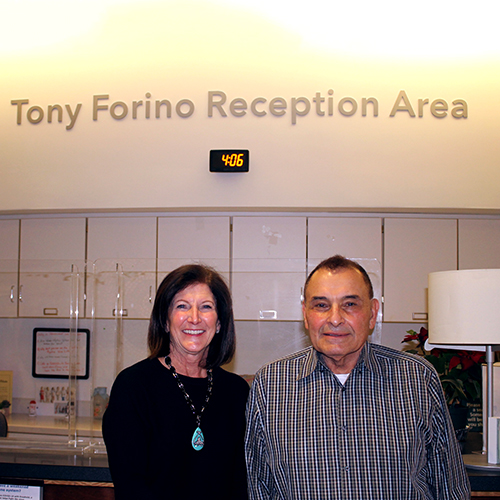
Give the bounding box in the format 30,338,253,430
164,356,213,451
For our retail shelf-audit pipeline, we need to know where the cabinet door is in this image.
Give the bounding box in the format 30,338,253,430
87,217,157,319
459,219,500,269
157,216,230,278
19,218,86,318
384,218,457,322
307,217,383,336
232,217,306,320
307,216,382,270
0,220,20,317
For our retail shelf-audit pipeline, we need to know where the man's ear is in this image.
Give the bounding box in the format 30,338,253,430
369,298,380,330
302,301,309,330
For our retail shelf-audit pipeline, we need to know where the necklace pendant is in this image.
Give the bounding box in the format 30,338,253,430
191,427,205,451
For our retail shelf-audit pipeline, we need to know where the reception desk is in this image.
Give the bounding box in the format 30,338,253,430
1,417,500,498
0,413,112,499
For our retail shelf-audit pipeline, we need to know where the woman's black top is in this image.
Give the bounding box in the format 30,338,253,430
103,358,250,500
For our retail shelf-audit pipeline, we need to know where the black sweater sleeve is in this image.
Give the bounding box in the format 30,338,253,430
102,363,158,500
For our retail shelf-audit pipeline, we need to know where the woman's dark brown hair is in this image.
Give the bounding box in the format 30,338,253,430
148,264,235,369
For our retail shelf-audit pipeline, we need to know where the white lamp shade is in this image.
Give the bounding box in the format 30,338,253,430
428,269,500,345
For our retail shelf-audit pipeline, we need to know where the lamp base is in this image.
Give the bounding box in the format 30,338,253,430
463,453,500,471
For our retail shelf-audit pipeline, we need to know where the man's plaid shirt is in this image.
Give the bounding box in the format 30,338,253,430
245,343,470,499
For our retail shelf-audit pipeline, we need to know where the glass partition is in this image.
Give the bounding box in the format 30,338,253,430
0,255,382,461
0,260,93,457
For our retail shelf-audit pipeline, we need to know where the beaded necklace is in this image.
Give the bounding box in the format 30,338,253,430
164,356,213,451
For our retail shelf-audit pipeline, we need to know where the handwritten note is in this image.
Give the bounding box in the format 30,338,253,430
33,329,89,379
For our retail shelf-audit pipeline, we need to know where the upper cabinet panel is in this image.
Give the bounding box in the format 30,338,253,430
307,217,382,272
0,219,20,318
157,216,230,276
383,218,457,322
87,217,157,319
307,217,383,333
459,219,500,270
19,218,86,318
232,217,306,320
232,216,306,271
87,217,157,263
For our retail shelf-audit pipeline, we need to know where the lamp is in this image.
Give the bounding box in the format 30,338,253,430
428,269,500,470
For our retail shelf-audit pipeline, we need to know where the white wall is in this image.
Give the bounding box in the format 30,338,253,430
1,1,499,212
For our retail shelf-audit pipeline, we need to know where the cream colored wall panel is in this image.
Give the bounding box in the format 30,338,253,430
19,218,86,318
87,217,157,319
0,220,19,317
1,3,499,213
459,219,500,270
157,216,230,276
383,218,457,322
232,217,306,320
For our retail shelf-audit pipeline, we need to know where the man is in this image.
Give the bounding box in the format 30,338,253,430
245,255,470,499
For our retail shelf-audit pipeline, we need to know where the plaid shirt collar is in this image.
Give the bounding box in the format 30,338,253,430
297,342,385,381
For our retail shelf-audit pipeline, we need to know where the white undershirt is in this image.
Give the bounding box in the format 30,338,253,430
335,373,349,385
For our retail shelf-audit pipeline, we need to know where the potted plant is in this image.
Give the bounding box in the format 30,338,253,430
402,327,484,436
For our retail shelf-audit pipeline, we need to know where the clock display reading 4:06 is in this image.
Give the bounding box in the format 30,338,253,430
210,150,249,172
223,153,245,167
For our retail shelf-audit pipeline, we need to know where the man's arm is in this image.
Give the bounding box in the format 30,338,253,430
427,373,471,499
245,375,273,500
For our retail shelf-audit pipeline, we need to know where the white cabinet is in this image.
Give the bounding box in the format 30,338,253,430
87,217,157,319
307,217,383,340
157,216,230,280
459,219,500,269
307,216,382,270
19,218,86,318
232,217,306,320
0,220,20,317
383,218,457,322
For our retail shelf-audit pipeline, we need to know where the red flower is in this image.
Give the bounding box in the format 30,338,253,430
402,327,428,345
449,350,485,371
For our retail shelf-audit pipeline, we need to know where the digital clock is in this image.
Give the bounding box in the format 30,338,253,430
209,149,249,173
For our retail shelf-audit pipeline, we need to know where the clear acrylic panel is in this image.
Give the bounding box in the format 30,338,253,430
0,255,382,459
0,260,91,455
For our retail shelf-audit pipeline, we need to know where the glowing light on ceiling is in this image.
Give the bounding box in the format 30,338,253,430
1,0,498,60
0,0,126,55
215,0,500,59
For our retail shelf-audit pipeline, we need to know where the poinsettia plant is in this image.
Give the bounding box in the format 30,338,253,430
402,327,484,407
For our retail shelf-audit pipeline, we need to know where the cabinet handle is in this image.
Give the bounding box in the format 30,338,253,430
10,286,15,303
43,308,58,316
113,308,128,317
412,312,428,321
18,285,23,302
259,310,277,320
149,286,153,304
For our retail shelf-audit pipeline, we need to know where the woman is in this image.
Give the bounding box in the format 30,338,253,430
103,264,249,500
